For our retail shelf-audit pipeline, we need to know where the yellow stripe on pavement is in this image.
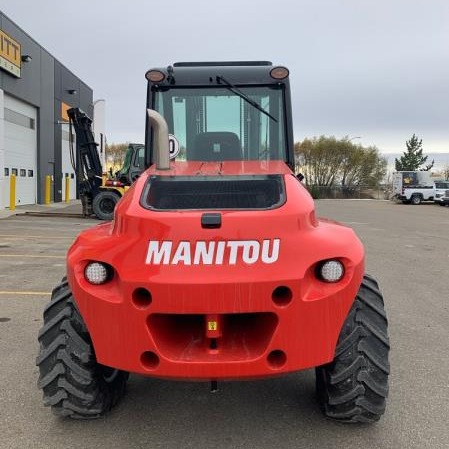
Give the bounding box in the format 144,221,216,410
0,234,73,239
0,291,51,296
0,254,65,259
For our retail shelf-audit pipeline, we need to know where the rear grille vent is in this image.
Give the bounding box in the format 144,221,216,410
141,175,285,210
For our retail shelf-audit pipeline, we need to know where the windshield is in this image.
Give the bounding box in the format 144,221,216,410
154,86,286,162
117,147,134,176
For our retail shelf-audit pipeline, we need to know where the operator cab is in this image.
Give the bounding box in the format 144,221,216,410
116,143,145,183
144,62,295,170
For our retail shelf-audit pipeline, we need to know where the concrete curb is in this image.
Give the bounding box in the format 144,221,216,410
0,200,82,220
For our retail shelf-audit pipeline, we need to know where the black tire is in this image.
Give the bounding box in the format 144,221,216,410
411,194,422,205
315,274,390,423
36,278,129,419
92,190,120,220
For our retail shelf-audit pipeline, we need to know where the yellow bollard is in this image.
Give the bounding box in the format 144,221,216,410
9,174,16,211
45,175,51,205
65,176,70,203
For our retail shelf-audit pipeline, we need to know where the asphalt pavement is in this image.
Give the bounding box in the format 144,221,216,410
0,199,448,449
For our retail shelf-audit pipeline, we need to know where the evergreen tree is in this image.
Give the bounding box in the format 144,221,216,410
395,134,434,171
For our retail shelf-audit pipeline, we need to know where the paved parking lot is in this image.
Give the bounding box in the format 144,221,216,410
0,200,448,449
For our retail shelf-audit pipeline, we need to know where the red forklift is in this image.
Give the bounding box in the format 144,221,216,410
37,62,389,422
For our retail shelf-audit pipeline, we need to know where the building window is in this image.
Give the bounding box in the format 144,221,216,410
20,169,26,177
4,168,9,177
11,168,18,176
4,108,35,129
28,170,34,177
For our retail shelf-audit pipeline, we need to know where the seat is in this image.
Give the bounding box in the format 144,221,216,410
190,132,242,161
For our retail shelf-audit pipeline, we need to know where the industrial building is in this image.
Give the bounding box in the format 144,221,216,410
0,11,101,209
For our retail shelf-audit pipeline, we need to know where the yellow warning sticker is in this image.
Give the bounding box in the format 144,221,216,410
208,321,218,331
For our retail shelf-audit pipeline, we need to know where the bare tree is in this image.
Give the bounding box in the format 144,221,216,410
106,143,129,173
295,136,345,186
342,146,387,187
442,164,449,181
295,136,387,187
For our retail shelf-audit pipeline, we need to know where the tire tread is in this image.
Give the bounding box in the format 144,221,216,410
316,274,390,423
36,279,128,419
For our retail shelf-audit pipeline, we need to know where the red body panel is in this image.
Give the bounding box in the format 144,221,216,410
67,161,364,380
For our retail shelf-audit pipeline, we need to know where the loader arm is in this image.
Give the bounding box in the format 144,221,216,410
67,107,104,214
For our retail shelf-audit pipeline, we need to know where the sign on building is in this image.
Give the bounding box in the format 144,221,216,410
0,30,21,78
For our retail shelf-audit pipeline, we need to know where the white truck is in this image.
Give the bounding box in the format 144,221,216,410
392,171,449,205
437,188,449,207
433,181,449,204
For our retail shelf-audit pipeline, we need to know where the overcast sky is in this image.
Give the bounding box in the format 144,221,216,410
2,0,448,153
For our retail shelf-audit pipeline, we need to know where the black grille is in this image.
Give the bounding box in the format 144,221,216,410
142,175,285,210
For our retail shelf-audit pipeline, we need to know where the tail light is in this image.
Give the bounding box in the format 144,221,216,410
316,260,345,283
105,180,124,187
85,262,114,285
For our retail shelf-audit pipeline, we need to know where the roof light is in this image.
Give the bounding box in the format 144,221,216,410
270,66,289,80
145,70,166,83
317,260,345,283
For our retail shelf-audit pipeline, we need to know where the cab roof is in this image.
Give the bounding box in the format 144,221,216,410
146,61,288,86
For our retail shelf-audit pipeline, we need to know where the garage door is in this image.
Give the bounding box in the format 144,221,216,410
3,94,37,207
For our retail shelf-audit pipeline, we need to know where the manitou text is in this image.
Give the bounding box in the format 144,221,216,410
145,239,281,265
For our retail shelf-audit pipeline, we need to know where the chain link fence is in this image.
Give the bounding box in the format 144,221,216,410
305,185,391,200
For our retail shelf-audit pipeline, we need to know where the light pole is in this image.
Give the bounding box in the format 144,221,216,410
93,99,106,168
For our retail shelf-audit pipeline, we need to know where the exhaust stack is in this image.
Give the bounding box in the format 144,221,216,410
147,109,170,170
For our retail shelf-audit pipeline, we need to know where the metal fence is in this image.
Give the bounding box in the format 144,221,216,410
306,185,391,200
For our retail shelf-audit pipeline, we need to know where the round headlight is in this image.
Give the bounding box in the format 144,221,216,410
85,262,111,285
318,260,345,283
